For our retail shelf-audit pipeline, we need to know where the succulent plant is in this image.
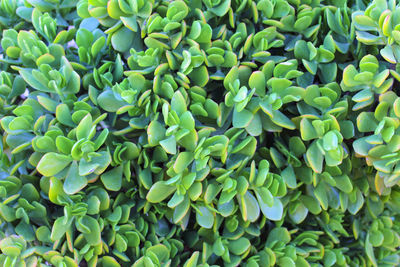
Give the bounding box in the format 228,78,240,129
1,0,400,266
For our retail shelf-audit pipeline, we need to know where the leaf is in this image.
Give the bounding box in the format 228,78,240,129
18,68,50,92
380,45,396,64
271,110,295,129
314,182,329,210
111,27,134,52
210,0,231,16
323,131,339,151
160,136,177,154
173,152,194,173
77,215,101,245
50,216,71,242
49,177,68,205
171,90,187,116
147,244,170,262
173,195,190,224
97,90,126,112
101,165,123,191
64,162,87,195
306,141,323,173
249,71,266,97
37,153,72,177
196,206,214,229
300,118,318,140
76,113,92,140
281,165,297,188
365,233,378,267
228,237,250,255
233,108,254,128
239,191,260,222
259,197,283,221
146,182,176,203
183,251,200,267
245,112,263,136
289,202,308,224
147,121,166,146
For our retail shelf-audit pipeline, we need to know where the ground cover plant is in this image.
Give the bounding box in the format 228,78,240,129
0,0,400,266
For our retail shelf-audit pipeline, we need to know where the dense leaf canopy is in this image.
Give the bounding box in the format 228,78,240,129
0,0,400,266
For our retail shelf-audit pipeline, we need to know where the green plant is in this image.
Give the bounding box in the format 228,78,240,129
1,0,400,266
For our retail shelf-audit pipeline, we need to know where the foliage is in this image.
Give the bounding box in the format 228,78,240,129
0,0,400,266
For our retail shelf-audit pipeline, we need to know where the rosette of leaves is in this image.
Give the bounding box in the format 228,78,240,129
0,175,47,230
259,0,322,40
74,27,107,66
298,114,348,173
187,20,213,48
0,72,26,116
126,47,163,74
351,215,400,266
323,5,353,54
222,64,298,136
259,139,360,221
31,8,58,43
43,181,103,266
77,0,155,52
0,161,58,265
1,29,63,67
143,1,189,51
201,0,231,18
204,42,238,71
22,0,79,23
248,26,285,64
0,0,25,32
353,0,400,63
255,227,327,266
0,235,48,267
182,224,257,266
14,56,80,99
2,0,400,266
1,96,48,159
353,91,400,190
341,54,393,111
292,38,338,83
27,111,112,194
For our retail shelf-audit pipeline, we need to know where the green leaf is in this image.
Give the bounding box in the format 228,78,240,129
314,182,329,210
233,108,254,128
101,165,123,191
160,136,177,154
77,215,101,245
183,251,200,267
111,27,134,52
146,182,176,203
228,237,250,255
37,153,72,177
147,244,170,262
249,71,266,97
365,233,378,267
380,45,396,63
50,216,71,242
271,110,295,129
258,197,283,221
171,90,187,116
306,141,323,173
196,206,214,229
147,121,166,146
239,191,260,222
64,162,87,195
210,0,231,16
173,195,190,224
173,152,194,173
76,113,93,140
